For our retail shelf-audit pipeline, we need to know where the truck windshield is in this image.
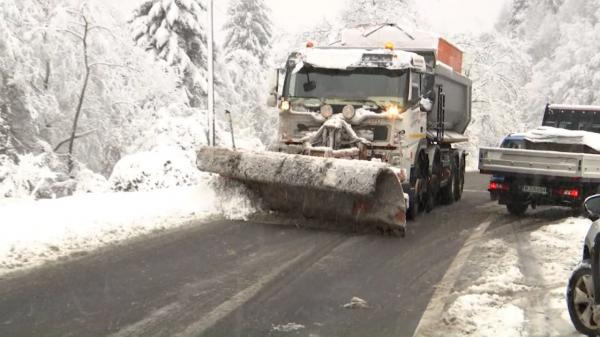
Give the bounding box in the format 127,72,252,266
285,66,409,105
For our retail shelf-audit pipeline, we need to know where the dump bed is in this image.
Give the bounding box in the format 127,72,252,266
479,147,600,181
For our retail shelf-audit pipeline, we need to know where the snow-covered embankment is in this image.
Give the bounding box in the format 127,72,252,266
0,177,255,277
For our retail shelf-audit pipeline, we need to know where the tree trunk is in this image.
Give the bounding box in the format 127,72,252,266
67,17,90,173
43,60,51,90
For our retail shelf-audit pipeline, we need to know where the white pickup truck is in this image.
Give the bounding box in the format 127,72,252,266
480,104,600,215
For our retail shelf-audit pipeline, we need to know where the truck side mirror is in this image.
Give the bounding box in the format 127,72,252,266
411,83,421,104
267,95,277,108
584,195,600,221
267,69,280,107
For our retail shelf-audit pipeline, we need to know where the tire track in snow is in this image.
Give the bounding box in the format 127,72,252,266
412,219,491,337
508,218,552,337
414,209,576,337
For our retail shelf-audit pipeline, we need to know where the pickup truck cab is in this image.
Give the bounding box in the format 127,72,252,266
480,104,600,215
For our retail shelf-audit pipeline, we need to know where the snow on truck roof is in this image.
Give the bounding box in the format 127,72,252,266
336,24,463,53
292,47,427,72
548,104,600,112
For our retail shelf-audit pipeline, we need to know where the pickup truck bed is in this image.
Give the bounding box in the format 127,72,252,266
479,147,600,182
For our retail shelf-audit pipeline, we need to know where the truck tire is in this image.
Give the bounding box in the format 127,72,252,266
427,151,442,212
566,261,600,337
454,155,465,201
506,201,528,216
407,189,419,220
440,158,457,205
408,152,428,220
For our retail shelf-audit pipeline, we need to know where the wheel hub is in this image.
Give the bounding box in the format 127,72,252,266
575,274,599,330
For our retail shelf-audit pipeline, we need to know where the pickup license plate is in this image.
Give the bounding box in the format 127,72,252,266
522,185,547,195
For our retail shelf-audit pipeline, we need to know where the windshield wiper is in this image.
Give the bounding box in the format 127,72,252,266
360,99,385,111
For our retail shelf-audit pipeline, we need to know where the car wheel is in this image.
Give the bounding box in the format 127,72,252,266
567,261,600,336
506,201,528,216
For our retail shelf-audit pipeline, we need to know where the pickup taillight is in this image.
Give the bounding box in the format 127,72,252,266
489,182,509,192
558,188,580,198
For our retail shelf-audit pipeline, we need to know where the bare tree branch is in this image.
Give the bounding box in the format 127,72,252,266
56,28,84,40
68,20,86,27
88,62,139,72
54,129,96,152
89,25,116,38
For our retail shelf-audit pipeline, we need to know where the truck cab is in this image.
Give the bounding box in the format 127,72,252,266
270,24,472,219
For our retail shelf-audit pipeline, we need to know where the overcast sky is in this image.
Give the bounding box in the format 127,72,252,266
112,0,510,38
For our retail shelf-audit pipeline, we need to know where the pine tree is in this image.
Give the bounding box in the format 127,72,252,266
508,0,528,36
130,0,208,107
222,0,272,66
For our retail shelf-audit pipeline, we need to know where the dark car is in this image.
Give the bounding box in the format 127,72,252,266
567,195,600,336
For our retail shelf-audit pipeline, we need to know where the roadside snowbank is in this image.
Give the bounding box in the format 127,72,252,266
0,176,255,277
437,217,589,337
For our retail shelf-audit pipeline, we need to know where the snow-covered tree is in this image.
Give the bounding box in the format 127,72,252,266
222,0,272,66
130,0,208,107
524,0,600,124
454,32,532,167
340,0,418,29
220,0,274,140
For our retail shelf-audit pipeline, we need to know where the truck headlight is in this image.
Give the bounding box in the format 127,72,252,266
342,105,355,120
320,104,333,119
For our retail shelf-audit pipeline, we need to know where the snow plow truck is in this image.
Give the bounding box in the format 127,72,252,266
198,24,472,236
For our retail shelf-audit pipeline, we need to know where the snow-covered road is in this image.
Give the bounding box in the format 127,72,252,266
0,173,592,337
420,216,589,337
0,179,254,276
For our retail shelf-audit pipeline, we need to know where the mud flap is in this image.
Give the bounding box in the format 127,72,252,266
197,147,406,234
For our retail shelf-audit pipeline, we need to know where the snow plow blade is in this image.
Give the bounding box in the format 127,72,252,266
197,147,407,235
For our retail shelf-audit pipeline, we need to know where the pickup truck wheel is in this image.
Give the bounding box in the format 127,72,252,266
506,201,528,216
567,261,600,336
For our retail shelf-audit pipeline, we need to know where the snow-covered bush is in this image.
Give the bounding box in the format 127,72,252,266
0,150,75,199
109,147,202,192
72,166,109,194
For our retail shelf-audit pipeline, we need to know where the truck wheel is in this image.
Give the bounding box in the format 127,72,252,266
427,153,442,212
407,189,419,220
454,156,465,201
440,159,457,205
567,261,600,337
506,201,528,216
408,152,428,220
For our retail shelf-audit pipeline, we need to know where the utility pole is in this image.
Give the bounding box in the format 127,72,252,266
208,0,215,146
